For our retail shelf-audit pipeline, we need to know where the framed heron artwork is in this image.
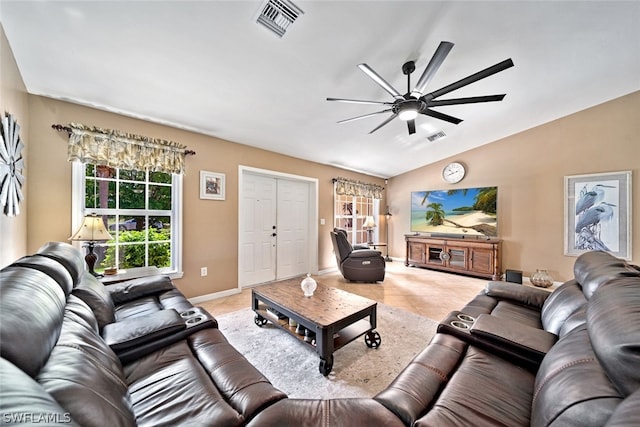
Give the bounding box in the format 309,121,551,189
564,171,632,260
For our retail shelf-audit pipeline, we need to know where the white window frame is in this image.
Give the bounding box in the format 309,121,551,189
333,191,380,245
71,162,183,278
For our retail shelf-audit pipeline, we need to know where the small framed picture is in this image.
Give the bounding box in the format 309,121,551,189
564,170,632,259
200,171,225,201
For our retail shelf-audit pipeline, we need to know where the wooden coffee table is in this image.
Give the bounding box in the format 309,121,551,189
252,278,381,376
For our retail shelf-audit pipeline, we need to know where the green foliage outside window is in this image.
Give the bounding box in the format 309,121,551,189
103,229,171,269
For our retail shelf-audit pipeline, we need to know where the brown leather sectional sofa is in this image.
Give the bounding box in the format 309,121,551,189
1,242,639,426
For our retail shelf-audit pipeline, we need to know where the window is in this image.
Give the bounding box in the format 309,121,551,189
334,192,379,245
72,162,182,276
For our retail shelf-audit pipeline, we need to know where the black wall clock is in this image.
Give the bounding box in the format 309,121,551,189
1,113,25,216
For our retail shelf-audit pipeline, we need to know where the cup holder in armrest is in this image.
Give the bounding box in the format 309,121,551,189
186,316,205,325
457,313,475,322
180,307,215,329
437,311,477,338
451,320,471,330
180,309,197,318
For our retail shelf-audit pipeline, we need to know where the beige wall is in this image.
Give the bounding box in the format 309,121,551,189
25,96,386,298
388,91,640,281
0,26,29,266
5,22,638,291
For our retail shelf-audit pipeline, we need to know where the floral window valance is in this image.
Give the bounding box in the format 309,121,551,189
333,177,384,199
62,123,190,174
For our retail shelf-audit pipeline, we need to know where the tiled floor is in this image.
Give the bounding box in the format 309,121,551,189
198,261,489,321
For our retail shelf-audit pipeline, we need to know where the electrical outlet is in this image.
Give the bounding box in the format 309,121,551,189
320,218,325,225
201,267,207,277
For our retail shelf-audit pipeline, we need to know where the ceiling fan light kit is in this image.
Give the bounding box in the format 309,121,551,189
328,41,514,135
397,99,422,121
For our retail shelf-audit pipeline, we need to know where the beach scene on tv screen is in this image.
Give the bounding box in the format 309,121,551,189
411,187,497,237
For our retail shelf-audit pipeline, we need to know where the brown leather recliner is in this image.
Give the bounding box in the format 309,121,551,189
330,229,385,282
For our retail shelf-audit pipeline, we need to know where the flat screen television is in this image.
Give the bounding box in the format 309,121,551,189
410,186,498,237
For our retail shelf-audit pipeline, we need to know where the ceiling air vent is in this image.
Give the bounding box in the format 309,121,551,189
427,131,446,142
256,0,304,38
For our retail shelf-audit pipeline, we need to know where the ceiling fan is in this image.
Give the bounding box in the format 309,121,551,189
327,41,514,135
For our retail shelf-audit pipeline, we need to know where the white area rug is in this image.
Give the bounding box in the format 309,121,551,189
216,304,438,399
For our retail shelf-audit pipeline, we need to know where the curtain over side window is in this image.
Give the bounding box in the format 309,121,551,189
66,123,188,174
333,177,383,245
66,123,185,277
333,177,384,199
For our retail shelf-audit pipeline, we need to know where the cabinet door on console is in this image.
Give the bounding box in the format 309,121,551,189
469,247,495,276
408,242,426,265
444,246,468,270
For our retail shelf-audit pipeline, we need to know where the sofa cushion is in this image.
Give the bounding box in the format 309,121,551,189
484,281,550,308
605,389,640,426
573,250,640,298
247,398,406,427
0,358,79,426
72,270,116,330
375,333,535,427
37,295,136,427
106,275,175,305
158,287,195,313
11,254,74,295
540,279,586,335
114,296,162,320
102,309,185,352
531,323,622,427
124,338,244,427
588,276,640,396
490,300,542,329
113,289,194,322
188,328,287,421
37,241,86,284
0,267,66,378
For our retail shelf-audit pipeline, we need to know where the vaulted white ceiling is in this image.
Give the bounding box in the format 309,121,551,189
2,1,639,177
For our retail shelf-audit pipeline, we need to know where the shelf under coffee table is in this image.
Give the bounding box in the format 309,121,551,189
251,278,381,376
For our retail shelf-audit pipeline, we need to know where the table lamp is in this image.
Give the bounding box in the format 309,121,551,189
69,213,112,277
363,215,376,244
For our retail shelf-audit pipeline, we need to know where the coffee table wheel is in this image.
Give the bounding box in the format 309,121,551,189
319,355,333,376
254,314,268,327
365,330,381,348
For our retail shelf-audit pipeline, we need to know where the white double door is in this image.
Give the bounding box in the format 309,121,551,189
240,172,311,287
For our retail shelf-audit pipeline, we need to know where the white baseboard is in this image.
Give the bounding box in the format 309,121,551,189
318,266,338,275
188,287,241,304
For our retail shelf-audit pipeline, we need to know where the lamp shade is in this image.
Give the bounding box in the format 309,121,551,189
69,214,112,242
363,216,376,228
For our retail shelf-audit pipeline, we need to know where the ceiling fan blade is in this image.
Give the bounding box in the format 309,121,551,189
407,119,416,135
326,97,394,106
425,59,514,101
337,109,393,124
420,108,463,125
358,64,404,100
369,113,399,134
426,94,506,106
411,41,454,98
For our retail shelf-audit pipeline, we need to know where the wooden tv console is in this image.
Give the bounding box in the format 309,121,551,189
405,234,501,280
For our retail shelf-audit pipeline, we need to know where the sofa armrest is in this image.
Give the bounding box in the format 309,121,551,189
102,309,186,352
470,314,557,360
350,249,382,258
105,275,175,304
484,281,550,309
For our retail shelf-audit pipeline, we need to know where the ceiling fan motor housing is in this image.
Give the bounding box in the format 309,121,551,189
327,41,514,134
394,98,425,120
